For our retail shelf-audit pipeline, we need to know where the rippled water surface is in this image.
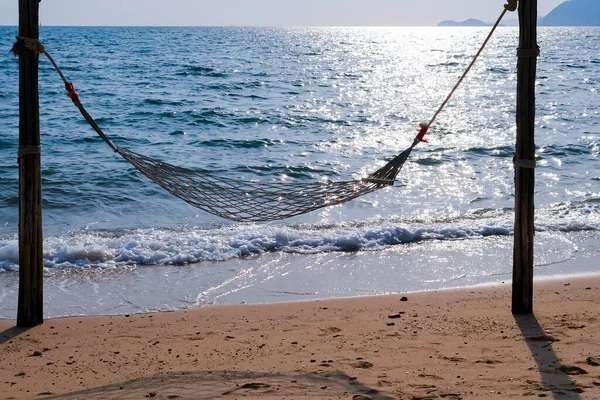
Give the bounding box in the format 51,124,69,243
0,26,598,315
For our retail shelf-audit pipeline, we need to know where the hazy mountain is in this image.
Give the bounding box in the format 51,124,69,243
437,18,490,27
540,0,600,26
439,0,600,27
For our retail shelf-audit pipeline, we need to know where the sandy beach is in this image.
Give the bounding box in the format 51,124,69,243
1,276,599,399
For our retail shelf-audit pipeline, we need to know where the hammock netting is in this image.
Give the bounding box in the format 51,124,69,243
116,146,413,222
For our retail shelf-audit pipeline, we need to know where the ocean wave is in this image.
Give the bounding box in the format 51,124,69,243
176,65,228,78
0,223,505,272
143,98,186,106
427,62,461,68
537,143,593,157
1,195,19,207
464,145,514,158
194,138,284,149
1,202,597,272
224,93,269,100
231,164,336,179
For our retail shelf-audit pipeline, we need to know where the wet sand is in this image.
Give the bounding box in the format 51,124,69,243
1,275,600,399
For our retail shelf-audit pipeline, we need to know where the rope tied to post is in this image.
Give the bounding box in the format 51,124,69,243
12,35,45,58
12,36,82,105
504,0,518,12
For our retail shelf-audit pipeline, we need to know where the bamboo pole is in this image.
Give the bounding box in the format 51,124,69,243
512,0,537,314
17,0,44,327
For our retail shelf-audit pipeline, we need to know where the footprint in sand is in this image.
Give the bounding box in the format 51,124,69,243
586,356,600,366
442,356,465,362
475,359,502,365
558,365,588,375
240,382,271,389
318,327,342,336
352,361,374,369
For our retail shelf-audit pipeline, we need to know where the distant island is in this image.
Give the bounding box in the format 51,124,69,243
540,0,600,26
438,0,600,26
438,18,490,27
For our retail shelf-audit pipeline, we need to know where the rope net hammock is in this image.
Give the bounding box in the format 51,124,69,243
14,1,516,223
118,146,412,222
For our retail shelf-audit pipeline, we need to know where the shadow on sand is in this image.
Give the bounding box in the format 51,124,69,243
0,325,32,345
48,370,395,399
514,313,586,400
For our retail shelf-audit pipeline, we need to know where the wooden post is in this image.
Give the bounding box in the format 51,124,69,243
17,0,44,327
512,0,537,314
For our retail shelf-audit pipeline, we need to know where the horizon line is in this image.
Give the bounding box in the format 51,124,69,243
0,24,529,28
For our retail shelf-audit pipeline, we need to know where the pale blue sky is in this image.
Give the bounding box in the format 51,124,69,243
1,0,565,26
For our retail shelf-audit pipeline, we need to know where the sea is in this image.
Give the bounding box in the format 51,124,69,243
0,26,598,318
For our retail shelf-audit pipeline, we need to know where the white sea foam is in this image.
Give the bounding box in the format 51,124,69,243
0,240,18,270
1,202,597,272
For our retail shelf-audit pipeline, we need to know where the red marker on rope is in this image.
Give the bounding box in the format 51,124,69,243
415,122,429,144
65,82,80,104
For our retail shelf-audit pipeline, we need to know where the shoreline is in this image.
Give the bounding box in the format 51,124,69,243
2,271,599,322
1,274,599,399
2,230,598,320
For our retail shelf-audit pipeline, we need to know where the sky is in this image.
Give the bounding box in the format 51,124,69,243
1,0,566,26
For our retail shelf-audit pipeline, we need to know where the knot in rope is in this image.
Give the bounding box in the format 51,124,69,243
20,38,83,106
504,0,518,12
65,82,80,104
12,36,45,58
414,123,430,145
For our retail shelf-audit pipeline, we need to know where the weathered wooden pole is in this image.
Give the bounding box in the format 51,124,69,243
512,0,537,314
17,0,44,327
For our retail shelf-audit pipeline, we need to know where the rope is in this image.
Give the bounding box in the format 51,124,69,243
12,36,119,152
42,49,120,152
413,0,517,145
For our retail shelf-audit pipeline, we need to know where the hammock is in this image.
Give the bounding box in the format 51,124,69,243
13,1,514,222
61,74,425,222
118,146,413,222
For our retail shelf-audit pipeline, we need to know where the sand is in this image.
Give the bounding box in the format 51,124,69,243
1,276,599,399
